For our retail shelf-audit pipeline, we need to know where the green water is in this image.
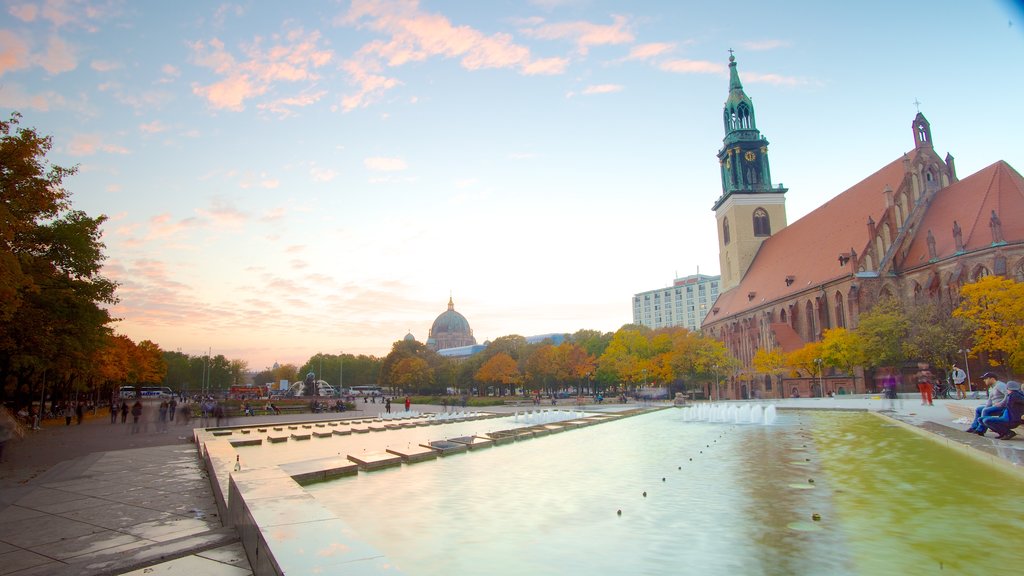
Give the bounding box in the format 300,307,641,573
303,410,1023,575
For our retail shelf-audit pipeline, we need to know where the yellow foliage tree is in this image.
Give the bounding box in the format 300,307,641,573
475,352,521,395
954,275,1024,375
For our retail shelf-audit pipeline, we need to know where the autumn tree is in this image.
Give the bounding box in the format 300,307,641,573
475,352,520,396
954,275,1024,375
752,347,788,395
390,357,433,393
818,327,867,389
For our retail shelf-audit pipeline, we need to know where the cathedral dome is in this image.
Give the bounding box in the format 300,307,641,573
426,297,476,351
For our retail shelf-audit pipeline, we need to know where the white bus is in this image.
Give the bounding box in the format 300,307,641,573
119,386,174,400
346,385,383,396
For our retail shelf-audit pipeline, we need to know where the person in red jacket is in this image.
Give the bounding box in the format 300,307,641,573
404,396,411,412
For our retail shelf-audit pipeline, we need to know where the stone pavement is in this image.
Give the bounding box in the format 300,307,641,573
0,396,1020,575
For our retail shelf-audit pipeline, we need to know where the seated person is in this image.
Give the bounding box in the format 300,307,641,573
980,381,1024,440
966,372,1006,435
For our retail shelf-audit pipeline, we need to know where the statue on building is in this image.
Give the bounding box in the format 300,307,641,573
990,210,1004,244
952,220,964,253
926,229,937,260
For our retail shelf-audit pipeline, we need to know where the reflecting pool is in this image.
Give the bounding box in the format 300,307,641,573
301,409,1024,575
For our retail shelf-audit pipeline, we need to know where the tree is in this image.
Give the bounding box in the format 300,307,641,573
954,276,1024,375
903,301,971,374
475,352,520,395
390,357,432,393
0,113,120,408
855,298,908,368
752,347,787,397
819,327,867,389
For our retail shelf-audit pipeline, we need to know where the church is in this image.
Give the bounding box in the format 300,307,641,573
701,54,1024,399
424,296,477,351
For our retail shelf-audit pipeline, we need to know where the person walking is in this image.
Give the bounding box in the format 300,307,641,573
915,364,935,406
169,398,177,422
109,401,118,424
120,401,129,424
404,396,411,412
385,398,391,414
951,364,968,400
130,400,143,434
63,403,73,426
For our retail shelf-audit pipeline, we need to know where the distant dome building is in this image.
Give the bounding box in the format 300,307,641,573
403,331,416,342
426,297,477,351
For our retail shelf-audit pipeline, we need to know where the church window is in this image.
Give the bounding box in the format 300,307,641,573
1015,260,1024,282
723,217,731,244
971,265,990,281
834,292,846,329
753,208,771,236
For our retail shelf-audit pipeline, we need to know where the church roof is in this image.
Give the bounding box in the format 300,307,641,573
706,152,916,321
429,297,472,336
706,156,1024,324
900,161,1024,270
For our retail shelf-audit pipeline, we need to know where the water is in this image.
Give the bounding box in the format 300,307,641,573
299,409,1024,575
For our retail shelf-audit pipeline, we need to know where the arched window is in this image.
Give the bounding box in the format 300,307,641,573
805,300,815,340
972,265,990,281
723,217,731,245
753,208,770,236
834,291,846,328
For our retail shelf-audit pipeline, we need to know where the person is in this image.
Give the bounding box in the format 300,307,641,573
966,372,1007,435
385,398,391,414
120,401,129,424
63,403,73,426
109,400,117,424
915,364,934,406
158,399,169,432
881,368,901,410
169,397,177,421
981,381,1024,440
75,402,84,425
404,396,411,412
130,400,143,434
951,364,968,399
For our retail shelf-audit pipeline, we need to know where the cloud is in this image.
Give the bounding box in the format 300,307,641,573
91,59,120,72
258,89,328,117
67,133,130,156
35,34,76,74
337,0,566,110
310,166,338,182
0,84,61,111
158,63,180,83
0,30,32,76
740,39,791,51
581,83,623,95
364,156,407,172
197,200,248,227
139,120,168,134
261,207,288,222
624,42,674,61
657,58,721,74
145,213,198,240
190,29,333,111
519,14,633,55
9,4,38,21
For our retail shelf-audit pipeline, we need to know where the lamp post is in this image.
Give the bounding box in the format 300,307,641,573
958,348,972,392
713,364,720,401
814,358,824,397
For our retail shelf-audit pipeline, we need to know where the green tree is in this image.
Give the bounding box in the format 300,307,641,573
855,298,908,368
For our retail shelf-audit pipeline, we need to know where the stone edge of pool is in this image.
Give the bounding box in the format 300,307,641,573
197,408,659,576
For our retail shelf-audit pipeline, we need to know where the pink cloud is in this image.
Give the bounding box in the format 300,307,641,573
139,120,168,134
145,213,195,240
90,59,121,72
67,133,130,156
626,42,674,61
519,14,634,55
35,34,76,74
337,0,564,109
9,4,38,21
658,58,721,74
258,89,328,117
0,31,31,76
581,84,623,95
190,29,333,111
41,0,76,28
260,207,287,222
364,157,407,172
198,200,248,227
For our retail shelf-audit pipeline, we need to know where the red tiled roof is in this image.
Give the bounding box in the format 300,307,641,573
770,322,805,353
901,161,1024,270
707,152,916,321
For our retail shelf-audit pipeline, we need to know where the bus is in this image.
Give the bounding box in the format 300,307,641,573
119,386,174,400
346,385,383,397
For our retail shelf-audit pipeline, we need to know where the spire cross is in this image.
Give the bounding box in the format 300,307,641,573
728,48,734,58
913,98,921,113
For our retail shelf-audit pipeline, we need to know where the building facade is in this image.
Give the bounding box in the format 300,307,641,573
702,55,1024,399
633,274,720,332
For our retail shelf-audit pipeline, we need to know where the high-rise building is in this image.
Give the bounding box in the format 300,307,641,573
633,274,720,332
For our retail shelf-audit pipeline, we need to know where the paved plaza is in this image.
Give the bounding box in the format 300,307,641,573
1,396,1021,575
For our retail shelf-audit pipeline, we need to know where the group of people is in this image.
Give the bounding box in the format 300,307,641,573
110,397,184,433
964,372,1024,440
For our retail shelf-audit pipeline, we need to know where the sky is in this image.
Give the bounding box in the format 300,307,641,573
2,0,1023,372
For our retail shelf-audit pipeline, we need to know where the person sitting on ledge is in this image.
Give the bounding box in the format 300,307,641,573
966,372,1007,435
981,381,1024,440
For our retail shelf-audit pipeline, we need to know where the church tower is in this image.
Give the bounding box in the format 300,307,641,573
713,53,788,291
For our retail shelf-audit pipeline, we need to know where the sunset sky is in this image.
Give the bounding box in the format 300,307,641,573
2,0,1022,371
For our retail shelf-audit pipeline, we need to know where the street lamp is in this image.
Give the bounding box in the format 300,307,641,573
958,348,972,392
713,364,720,401
814,358,824,397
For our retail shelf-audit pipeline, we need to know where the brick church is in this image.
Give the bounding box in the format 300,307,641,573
701,54,1024,399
